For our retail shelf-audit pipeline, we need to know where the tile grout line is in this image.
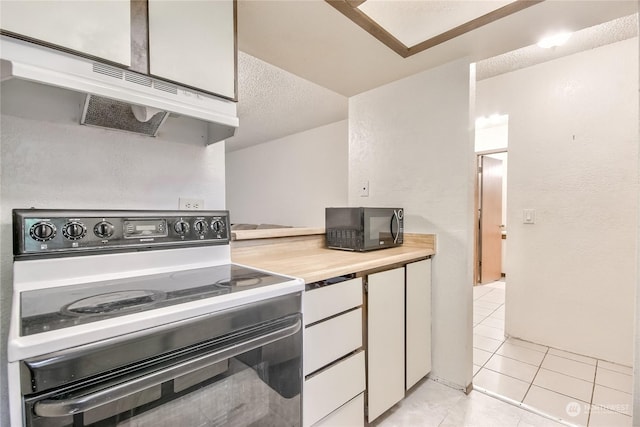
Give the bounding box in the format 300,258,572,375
586,360,598,426
521,346,550,404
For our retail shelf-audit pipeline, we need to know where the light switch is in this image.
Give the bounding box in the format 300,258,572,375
360,180,369,197
523,209,535,224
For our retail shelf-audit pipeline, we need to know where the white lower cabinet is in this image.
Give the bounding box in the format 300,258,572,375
406,258,432,390
303,277,365,427
303,351,365,427
314,393,365,427
304,308,362,375
303,259,432,425
366,267,406,422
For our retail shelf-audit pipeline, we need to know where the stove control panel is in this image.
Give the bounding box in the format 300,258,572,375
13,209,230,257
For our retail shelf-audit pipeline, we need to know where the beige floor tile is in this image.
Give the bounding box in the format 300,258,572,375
496,342,546,366
588,406,632,427
473,364,482,376
547,348,596,366
533,368,593,403
485,281,506,289
473,286,494,299
490,310,506,320
474,306,496,317
473,314,487,326
591,384,632,416
541,354,596,382
523,386,589,426
474,300,502,310
473,324,505,341
481,294,506,304
480,317,504,330
473,334,504,353
484,353,539,383
597,360,633,376
595,366,633,393
506,337,549,353
473,368,530,402
473,348,493,366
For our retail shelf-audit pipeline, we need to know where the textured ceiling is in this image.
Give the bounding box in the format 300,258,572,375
231,3,638,152
225,52,348,152
238,0,638,97
477,14,639,80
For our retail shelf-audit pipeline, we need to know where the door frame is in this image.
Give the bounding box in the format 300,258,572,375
474,149,507,285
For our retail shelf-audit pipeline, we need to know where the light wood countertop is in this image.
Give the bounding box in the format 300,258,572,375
232,233,435,284
231,227,324,241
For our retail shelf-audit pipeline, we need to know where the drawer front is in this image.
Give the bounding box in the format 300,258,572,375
313,393,364,427
304,277,362,325
304,308,362,376
303,350,365,427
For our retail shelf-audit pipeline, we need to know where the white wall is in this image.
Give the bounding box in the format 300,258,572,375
477,38,639,365
226,120,348,227
349,58,475,390
0,80,228,426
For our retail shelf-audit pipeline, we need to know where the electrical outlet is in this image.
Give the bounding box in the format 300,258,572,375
360,180,369,197
179,198,204,210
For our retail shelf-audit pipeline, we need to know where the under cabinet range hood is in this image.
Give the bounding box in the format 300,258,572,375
0,36,238,142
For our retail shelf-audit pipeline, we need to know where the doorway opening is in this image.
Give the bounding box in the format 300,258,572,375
473,115,508,286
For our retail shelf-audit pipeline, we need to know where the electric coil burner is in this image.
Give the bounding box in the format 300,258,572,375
8,209,304,427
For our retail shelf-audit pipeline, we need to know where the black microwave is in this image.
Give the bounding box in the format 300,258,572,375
325,207,404,252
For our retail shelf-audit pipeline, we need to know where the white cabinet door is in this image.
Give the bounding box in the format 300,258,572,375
367,267,405,422
148,0,235,99
0,0,131,66
406,258,432,390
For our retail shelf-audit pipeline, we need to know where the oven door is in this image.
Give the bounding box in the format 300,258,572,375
363,208,403,250
23,313,302,427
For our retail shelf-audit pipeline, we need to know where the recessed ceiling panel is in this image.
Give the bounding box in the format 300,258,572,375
358,0,517,47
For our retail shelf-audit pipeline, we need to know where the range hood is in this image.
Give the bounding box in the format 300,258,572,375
0,36,238,143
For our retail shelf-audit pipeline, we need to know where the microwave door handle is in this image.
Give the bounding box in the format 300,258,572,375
34,317,301,418
391,211,399,244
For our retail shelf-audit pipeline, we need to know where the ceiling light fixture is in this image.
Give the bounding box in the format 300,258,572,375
537,32,572,48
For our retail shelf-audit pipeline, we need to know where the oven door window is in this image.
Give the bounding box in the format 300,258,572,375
24,322,302,427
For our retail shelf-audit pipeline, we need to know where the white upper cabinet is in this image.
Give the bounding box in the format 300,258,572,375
0,0,131,66
148,0,235,99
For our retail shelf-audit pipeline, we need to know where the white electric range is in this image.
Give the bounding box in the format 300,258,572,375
8,209,304,427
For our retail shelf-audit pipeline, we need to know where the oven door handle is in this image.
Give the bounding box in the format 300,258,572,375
34,317,301,418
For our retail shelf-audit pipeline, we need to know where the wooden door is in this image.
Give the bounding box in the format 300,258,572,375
479,156,503,283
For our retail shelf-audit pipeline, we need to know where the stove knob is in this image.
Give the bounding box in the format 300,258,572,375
94,221,114,239
63,221,87,240
211,219,225,234
30,221,57,242
174,220,190,235
193,219,208,235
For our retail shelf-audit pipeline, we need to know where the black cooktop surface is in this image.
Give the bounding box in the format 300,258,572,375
21,264,291,336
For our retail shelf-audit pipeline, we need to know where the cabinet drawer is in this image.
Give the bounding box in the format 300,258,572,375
303,351,365,427
313,393,364,427
304,308,362,376
304,277,362,325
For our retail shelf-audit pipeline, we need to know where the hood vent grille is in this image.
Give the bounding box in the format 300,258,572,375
92,63,124,79
125,72,152,87
81,95,169,137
